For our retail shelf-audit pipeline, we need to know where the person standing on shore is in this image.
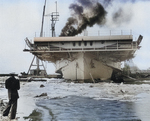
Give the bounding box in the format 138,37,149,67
2,73,20,120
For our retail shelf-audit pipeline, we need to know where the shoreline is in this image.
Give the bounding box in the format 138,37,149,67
0,79,150,120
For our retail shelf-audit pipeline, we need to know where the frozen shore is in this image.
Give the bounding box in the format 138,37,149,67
0,78,150,120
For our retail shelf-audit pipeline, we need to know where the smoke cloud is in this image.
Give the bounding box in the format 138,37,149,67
112,8,132,25
60,0,133,36
60,0,107,36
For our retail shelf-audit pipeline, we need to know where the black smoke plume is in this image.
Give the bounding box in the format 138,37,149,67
60,0,107,36
60,0,133,36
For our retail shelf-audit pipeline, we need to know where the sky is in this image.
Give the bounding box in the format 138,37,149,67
0,0,150,74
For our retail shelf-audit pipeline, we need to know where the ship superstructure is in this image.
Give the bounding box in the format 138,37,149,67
24,34,143,81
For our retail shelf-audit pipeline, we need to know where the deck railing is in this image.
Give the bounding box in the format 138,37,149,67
35,30,133,37
35,41,138,52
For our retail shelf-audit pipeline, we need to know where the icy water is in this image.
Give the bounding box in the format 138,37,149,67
21,80,150,121
35,96,141,121
1,79,150,121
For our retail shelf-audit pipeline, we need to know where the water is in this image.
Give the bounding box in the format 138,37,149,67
1,79,150,121
35,96,141,121
134,93,150,120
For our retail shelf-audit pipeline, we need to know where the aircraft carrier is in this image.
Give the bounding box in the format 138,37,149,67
24,34,143,82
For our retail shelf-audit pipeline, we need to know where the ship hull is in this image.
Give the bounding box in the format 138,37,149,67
56,52,121,81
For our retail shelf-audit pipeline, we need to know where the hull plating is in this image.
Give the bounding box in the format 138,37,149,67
56,52,121,81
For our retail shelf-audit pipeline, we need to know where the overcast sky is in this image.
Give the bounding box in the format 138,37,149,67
0,0,150,74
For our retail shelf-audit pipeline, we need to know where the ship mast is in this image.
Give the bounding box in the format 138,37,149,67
45,1,59,37
51,1,59,37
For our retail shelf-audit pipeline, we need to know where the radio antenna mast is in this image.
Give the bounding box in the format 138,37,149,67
51,1,59,37
45,1,59,37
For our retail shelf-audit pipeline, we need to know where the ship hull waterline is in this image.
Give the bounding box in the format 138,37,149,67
55,52,120,82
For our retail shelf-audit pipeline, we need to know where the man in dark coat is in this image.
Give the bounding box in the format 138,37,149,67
3,74,20,120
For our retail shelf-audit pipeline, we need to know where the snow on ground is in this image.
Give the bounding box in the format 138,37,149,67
17,79,150,119
1,78,150,120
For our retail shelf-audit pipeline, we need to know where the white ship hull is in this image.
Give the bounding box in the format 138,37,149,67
56,52,121,81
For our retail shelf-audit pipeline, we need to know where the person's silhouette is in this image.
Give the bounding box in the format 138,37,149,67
3,73,20,120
